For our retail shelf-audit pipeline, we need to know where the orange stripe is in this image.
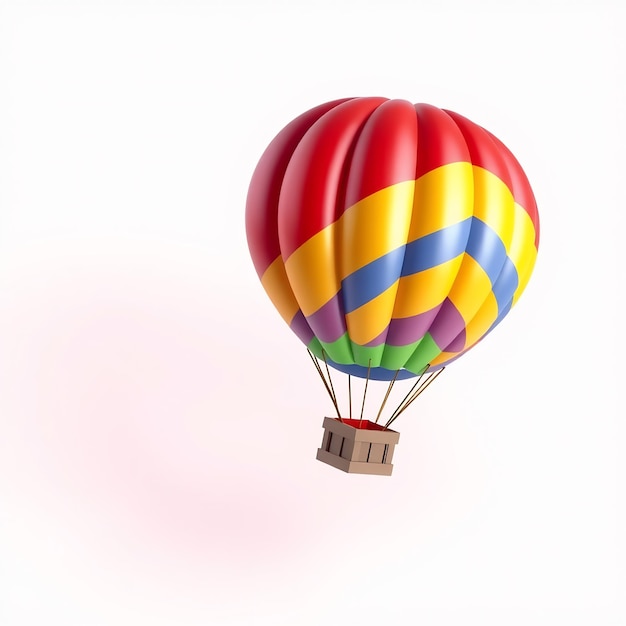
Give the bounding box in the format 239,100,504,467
260,256,299,325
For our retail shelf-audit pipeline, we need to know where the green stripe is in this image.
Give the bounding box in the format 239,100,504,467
380,340,424,371
309,331,441,374
309,332,439,377
307,336,324,359
350,343,385,368
311,333,354,365
404,333,441,374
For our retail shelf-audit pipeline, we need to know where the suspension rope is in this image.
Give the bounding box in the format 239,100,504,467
375,369,400,425
386,367,428,425
321,349,341,419
386,367,445,428
358,359,372,427
348,374,352,420
397,371,435,414
385,375,432,427
306,349,342,419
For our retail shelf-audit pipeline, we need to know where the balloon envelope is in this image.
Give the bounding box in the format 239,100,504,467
246,98,539,380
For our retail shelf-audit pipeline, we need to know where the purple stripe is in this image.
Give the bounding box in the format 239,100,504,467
385,306,442,347
364,327,388,348
306,292,346,343
289,310,315,345
428,298,466,350
445,327,466,352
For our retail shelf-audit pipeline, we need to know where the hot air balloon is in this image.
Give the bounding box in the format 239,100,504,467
246,98,539,475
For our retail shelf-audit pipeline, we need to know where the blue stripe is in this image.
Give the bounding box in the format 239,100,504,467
401,218,472,276
327,360,418,381
491,256,519,313
342,246,405,313
487,298,512,335
465,218,507,286
341,219,473,314
339,217,518,317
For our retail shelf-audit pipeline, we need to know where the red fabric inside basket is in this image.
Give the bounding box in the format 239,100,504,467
336,418,388,431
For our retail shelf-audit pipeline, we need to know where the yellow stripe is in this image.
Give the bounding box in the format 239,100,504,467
472,166,515,254
437,168,517,354
423,180,538,366
284,223,339,316
513,248,537,304
283,164,531,319
260,256,300,325
340,180,415,278
447,253,493,324
462,291,498,348
341,165,476,278
433,202,539,362
392,254,464,318
408,162,474,240
509,202,538,304
284,164,474,317
432,269,524,364
346,281,399,345
429,350,456,366
284,180,414,316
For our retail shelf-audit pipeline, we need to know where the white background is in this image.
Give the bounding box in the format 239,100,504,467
0,1,624,625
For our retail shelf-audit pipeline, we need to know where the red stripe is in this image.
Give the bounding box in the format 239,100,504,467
278,97,387,261
245,98,353,277
415,103,472,178
484,130,540,248
442,109,514,193
344,99,418,207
